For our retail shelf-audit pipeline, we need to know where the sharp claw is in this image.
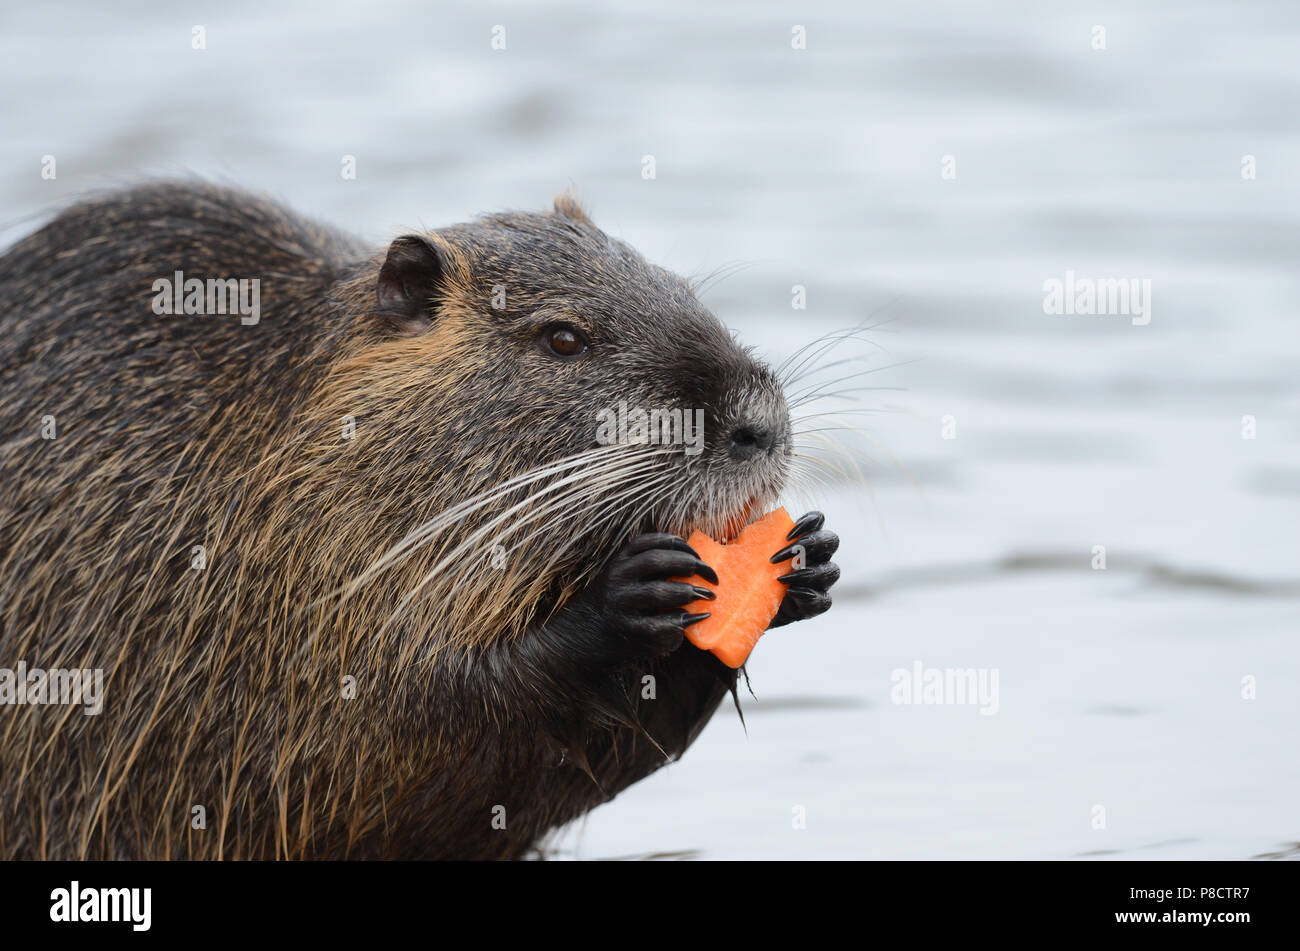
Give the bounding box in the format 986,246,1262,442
778,564,839,587
773,529,838,565
694,562,719,585
771,543,798,564
787,510,825,540
682,611,711,626
691,585,716,601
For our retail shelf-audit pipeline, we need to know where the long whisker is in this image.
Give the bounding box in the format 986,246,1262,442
365,445,630,570
504,467,681,561
380,459,680,645
509,470,683,601
776,302,901,386
396,464,688,672
377,450,679,631
692,259,761,297
795,436,870,486
787,359,918,407
319,444,637,611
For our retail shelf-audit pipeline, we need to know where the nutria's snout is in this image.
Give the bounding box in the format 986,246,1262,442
724,367,792,463
667,353,792,541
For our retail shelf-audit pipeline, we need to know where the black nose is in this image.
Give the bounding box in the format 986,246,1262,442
729,423,777,461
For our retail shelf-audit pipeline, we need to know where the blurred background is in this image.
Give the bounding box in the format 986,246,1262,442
2,0,1297,858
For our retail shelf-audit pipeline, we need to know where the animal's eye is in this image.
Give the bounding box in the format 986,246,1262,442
539,324,589,359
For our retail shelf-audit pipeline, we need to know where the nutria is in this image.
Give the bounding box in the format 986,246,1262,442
0,182,840,859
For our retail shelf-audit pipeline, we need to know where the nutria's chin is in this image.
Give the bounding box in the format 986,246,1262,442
0,182,839,859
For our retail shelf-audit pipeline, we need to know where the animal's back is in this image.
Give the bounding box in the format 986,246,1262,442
0,184,365,857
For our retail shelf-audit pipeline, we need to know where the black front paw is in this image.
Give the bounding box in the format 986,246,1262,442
768,511,840,629
599,533,717,661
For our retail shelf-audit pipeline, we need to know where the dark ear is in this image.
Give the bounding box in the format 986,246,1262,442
376,235,445,334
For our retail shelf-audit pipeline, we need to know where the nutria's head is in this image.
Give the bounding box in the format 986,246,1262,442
306,194,792,644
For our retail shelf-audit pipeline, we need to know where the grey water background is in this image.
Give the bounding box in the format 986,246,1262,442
1,0,1297,858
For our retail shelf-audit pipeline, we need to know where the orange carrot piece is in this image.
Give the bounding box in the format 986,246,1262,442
676,507,796,668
